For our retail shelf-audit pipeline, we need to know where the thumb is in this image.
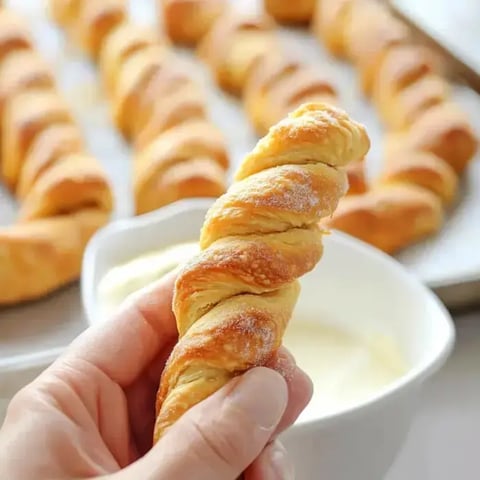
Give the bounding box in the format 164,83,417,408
114,367,288,480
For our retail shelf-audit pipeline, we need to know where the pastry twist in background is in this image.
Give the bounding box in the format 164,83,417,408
153,102,370,441
263,0,316,24
0,7,112,305
158,0,228,46
154,3,366,194
50,0,229,215
313,0,478,253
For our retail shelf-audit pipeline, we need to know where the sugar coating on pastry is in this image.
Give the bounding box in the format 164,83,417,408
153,102,370,441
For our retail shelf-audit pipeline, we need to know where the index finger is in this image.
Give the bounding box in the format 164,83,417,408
56,269,179,387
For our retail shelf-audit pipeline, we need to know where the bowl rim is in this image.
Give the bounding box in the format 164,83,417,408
81,198,455,426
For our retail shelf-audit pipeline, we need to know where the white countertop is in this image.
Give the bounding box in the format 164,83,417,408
1,310,479,479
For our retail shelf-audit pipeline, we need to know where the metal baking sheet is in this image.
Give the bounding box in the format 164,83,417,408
1,0,479,373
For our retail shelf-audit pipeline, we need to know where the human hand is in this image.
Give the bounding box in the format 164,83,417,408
0,270,312,479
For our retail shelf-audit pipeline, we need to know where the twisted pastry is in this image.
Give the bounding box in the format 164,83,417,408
0,49,55,121
315,0,478,252
0,7,112,305
198,11,280,96
264,0,316,24
134,121,228,214
0,209,109,305
244,50,366,194
159,0,227,45
153,103,370,440
52,4,230,214
244,53,337,136
99,22,158,96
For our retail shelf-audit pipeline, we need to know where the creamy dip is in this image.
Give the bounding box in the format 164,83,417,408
283,318,407,422
97,242,199,317
97,244,407,419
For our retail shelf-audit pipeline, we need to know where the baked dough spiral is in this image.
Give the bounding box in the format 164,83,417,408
159,0,228,46
314,0,478,253
153,102,370,440
50,3,230,215
0,7,112,305
264,0,316,24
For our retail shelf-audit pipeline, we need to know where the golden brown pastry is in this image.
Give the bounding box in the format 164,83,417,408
48,0,82,27
0,7,113,306
0,50,55,121
379,149,458,205
111,44,170,139
99,22,159,96
345,158,367,195
18,152,113,222
0,9,32,60
74,0,127,59
198,11,280,96
244,52,337,136
134,121,228,214
372,45,437,122
53,9,229,214
131,58,201,141
2,89,72,190
264,0,315,24
386,102,478,175
345,1,410,96
17,124,84,199
326,184,443,254
312,0,353,58
153,103,370,440
0,209,109,305
134,85,207,151
160,0,227,45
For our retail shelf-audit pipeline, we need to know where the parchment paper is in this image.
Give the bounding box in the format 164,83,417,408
1,0,479,371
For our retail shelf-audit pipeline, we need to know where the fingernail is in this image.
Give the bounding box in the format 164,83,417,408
268,441,295,480
227,367,288,430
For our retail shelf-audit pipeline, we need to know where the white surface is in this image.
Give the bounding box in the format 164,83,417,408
80,198,454,480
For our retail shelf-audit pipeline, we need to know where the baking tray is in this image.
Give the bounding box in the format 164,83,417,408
1,0,479,375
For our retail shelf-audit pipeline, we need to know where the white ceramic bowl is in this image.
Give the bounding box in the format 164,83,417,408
81,198,454,480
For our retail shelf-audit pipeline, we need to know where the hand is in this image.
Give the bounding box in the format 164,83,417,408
0,270,312,479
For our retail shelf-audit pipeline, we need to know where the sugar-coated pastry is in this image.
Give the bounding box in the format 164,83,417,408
0,209,109,305
153,103,370,440
264,0,315,24
386,103,478,174
379,149,458,204
0,50,55,121
245,52,336,136
18,153,113,222
16,124,84,199
99,22,159,96
160,0,227,45
111,44,170,139
134,121,229,214
2,89,72,190
74,0,126,58
198,11,280,96
326,184,443,254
